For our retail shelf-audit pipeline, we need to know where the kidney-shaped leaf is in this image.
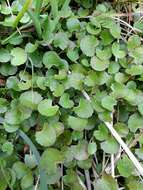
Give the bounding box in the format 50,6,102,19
101,95,117,111
20,91,42,110
38,99,59,117
94,174,118,190
43,51,67,69
117,155,134,177
59,93,74,109
101,137,119,154
73,98,93,118
91,56,109,71
35,123,56,147
40,148,64,174
128,113,143,132
68,116,88,131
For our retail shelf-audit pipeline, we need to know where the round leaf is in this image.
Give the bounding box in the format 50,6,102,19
80,35,99,57
68,116,88,131
87,142,97,155
101,96,117,111
0,48,10,62
11,47,27,66
128,113,143,132
91,56,109,71
101,138,119,154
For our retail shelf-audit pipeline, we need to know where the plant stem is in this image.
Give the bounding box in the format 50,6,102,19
84,170,92,190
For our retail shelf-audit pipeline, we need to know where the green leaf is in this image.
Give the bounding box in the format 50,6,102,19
138,103,143,115
96,47,112,60
0,63,17,76
45,167,62,185
67,18,80,32
127,35,141,49
91,56,109,71
20,91,43,110
40,148,64,174
59,93,74,109
25,42,38,53
5,108,31,125
98,111,112,122
6,76,20,91
24,154,37,169
127,179,143,190
112,42,126,59
108,61,120,74
53,83,65,97
0,172,8,190
63,169,83,190
135,147,143,160
114,122,129,137
80,35,99,57
72,131,83,141
114,72,128,84
117,155,134,177
85,71,109,86
2,141,13,155
100,29,114,45
35,123,56,147
126,65,143,76
11,47,27,66
101,95,117,111
94,174,118,190
72,140,89,160
67,48,79,62
128,113,143,132
0,48,10,62
12,161,29,179
87,142,97,155
73,98,93,118
0,98,8,113
86,22,101,35
68,116,88,131
109,24,121,38
38,99,59,117
77,159,92,170
101,137,119,154
54,32,69,50
129,46,143,64
21,172,33,189
94,124,109,141
43,51,67,69
3,123,19,133
65,72,84,90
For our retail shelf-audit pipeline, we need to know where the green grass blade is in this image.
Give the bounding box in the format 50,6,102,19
13,0,32,28
28,10,42,38
61,0,70,13
35,0,43,16
50,0,58,18
17,130,47,190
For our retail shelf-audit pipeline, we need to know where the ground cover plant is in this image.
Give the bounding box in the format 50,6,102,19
1,0,143,189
